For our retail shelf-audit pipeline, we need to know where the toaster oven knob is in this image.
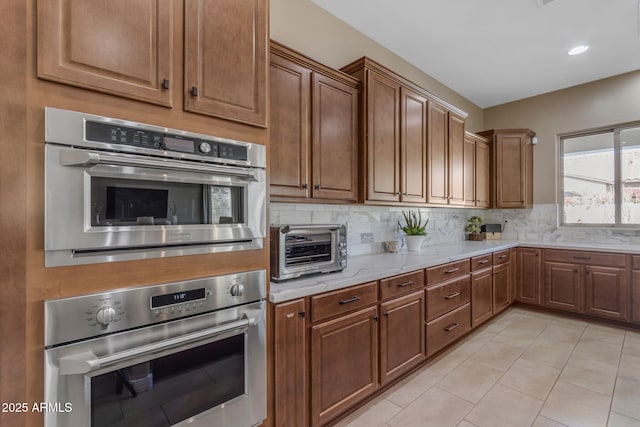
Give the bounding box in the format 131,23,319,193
198,142,212,154
340,249,347,257
96,306,117,326
339,259,347,268
230,284,245,297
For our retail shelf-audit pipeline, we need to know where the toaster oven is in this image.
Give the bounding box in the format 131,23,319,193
270,224,347,281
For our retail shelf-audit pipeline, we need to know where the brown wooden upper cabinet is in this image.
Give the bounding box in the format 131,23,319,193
342,57,468,205
464,132,491,208
38,0,268,127
37,0,174,106
270,42,359,203
478,129,536,208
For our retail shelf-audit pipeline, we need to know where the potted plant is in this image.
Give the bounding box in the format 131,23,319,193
398,210,429,251
465,216,484,241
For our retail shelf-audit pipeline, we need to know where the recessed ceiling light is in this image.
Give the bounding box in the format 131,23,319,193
568,45,589,55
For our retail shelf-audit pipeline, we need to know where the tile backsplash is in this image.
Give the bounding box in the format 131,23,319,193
271,203,640,256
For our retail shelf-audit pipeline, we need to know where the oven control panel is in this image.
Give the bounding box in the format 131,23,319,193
44,270,266,348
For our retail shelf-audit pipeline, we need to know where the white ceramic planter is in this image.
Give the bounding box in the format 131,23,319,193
404,235,425,252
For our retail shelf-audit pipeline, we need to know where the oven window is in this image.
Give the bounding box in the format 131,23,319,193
90,177,244,226
91,334,245,427
284,232,333,267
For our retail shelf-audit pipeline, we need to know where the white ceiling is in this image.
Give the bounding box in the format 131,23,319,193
311,0,640,108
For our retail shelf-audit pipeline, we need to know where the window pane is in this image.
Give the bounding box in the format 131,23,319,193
621,126,640,224
563,132,614,224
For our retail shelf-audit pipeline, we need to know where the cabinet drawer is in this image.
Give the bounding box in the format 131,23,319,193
493,250,510,265
311,281,378,322
380,270,425,300
471,254,492,271
545,249,626,267
632,255,640,270
427,259,470,284
426,303,471,357
426,275,470,321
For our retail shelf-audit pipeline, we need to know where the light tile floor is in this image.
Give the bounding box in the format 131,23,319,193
333,307,640,427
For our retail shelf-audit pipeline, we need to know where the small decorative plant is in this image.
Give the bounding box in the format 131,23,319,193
398,210,429,236
465,216,484,240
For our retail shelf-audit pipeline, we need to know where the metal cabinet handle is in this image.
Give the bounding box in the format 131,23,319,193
444,292,460,300
315,184,321,190
339,296,360,305
161,78,170,90
444,323,460,332
498,255,508,259
299,311,306,318
302,183,309,189
397,281,414,287
190,86,198,96
444,268,460,274
478,260,489,264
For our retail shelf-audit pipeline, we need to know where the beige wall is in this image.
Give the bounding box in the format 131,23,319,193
484,70,640,204
270,0,484,132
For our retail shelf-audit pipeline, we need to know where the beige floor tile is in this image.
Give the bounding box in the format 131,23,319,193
482,316,516,334
536,325,584,345
457,420,478,427
608,411,640,427
499,358,561,400
619,352,640,381
464,383,543,427
448,336,488,359
560,355,618,395
383,367,443,408
532,416,568,427
423,350,467,377
549,316,589,331
540,381,612,427
582,323,626,345
572,338,622,366
491,327,540,349
612,376,640,420
507,315,552,333
437,360,503,404
623,332,640,355
469,341,523,372
333,397,402,427
387,386,474,427
521,340,575,369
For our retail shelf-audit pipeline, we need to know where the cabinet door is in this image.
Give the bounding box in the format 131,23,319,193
463,134,476,206
184,0,267,127
495,132,528,208
517,248,542,305
365,70,400,202
427,102,449,205
544,261,583,312
274,300,307,427
509,248,517,304
38,0,173,106
632,270,640,323
269,54,311,199
380,291,425,385
493,262,511,314
312,73,359,202
400,87,428,203
475,139,491,208
585,265,628,320
448,112,466,206
471,268,493,327
311,306,378,427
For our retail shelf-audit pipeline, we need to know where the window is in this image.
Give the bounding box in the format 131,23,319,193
561,124,640,226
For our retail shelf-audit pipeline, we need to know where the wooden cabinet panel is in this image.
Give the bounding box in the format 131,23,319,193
38,0,173,106
274,299,307,427
379,270,425,300
545,249,626,267
380,291,426,384
463,134,476,206
312,73,359,202
311,281,378,323
471,254,492,271
493,250,510,266
426,303,471,357
311,306,379,427
269,53,311,199
544,261,583,312
427,102,449,205
366,70,401,202
426,275,471,322
448,112,466,206
585,265,628,320
426,259,470,284
400,87,428,203
475,138,491,208
493,262,511,314
510,248,517,304
471,268,493,327
184,0,267,127
632,270,640,323
517,248,542,305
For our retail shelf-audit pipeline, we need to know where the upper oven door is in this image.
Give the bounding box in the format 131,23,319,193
45,144,266,266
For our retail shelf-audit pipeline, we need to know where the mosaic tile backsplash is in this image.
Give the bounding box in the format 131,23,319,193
270,203,640,256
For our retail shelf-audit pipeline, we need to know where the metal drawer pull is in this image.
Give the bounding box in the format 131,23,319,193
339,296,360,305
573,256,591,260
444,323,460,332
444,268,460,274
444,292,460,300
498,255,508,259
478,260,489,264
397,280,414,287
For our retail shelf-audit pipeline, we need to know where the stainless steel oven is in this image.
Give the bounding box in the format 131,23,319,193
44,107,266,267
44,270,266,427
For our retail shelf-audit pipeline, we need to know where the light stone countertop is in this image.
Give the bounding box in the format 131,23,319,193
268,239,640,303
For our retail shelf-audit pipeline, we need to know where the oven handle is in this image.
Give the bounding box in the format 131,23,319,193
58,316,255,376
59,150,260,181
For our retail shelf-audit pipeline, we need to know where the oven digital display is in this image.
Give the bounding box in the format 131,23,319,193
151,288,207,308
164,136,195,153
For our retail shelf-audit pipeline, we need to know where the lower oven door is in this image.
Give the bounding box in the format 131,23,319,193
44,301,266,427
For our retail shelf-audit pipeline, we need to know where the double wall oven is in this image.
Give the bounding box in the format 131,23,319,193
44,107,266,267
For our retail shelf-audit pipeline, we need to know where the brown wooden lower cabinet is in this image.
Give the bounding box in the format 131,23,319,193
544,261,583,312
310,306,379,427
493,262,511,314
471,267,493,327
426,303,471,357
516,248,542,305
632,269,640,323
274,299,307,427
379,290,425,385
585,265,627,320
